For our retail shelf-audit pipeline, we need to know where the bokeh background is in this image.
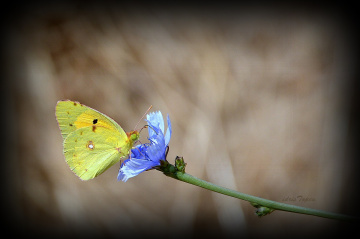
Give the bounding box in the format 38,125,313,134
3,4,358,238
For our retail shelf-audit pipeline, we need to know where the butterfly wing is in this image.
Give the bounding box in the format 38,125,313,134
56,100,133,180
64,126,133,180
55,100,126,140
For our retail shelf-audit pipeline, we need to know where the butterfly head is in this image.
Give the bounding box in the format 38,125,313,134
127,130,140,144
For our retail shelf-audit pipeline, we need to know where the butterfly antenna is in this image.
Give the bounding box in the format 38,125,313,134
134,105,153,130
139,124,157,135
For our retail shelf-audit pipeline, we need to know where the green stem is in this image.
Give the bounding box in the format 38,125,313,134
169,171,357,222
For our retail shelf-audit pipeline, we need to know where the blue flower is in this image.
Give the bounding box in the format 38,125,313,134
118,111,172,182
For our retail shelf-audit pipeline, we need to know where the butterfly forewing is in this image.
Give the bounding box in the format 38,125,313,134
56,100,126,140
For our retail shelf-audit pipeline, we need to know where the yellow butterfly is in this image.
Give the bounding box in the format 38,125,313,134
55,100,140,180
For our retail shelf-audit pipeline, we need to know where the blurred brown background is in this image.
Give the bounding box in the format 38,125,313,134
3,4,358,238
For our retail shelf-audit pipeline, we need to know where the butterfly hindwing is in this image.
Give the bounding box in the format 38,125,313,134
63,126,132,180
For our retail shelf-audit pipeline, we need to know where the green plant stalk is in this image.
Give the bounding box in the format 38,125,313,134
169,171,357,222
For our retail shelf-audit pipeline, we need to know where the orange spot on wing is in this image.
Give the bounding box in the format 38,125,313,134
86,141,95,150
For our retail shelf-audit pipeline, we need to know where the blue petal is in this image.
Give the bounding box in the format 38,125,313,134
147,111,165,137
165,114,172,146
118,158,159,182
129,144,146,159
147,133,166,161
